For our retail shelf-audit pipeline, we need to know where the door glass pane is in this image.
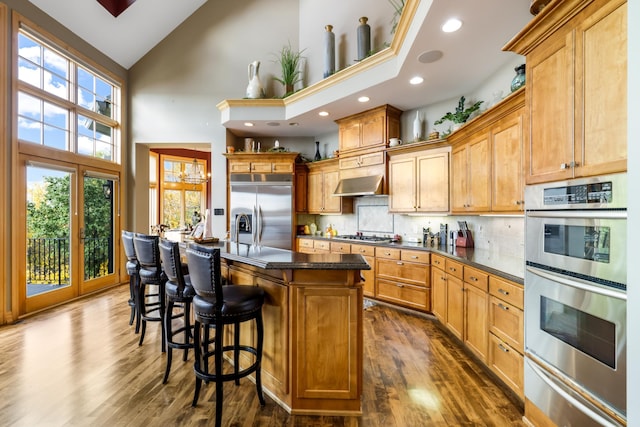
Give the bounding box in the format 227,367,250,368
83,176,115,280
185,190,202,227
163,189,181,229
26,166,71,296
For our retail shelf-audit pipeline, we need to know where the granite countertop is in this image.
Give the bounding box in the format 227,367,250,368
298,236,524,284
183,241,371,271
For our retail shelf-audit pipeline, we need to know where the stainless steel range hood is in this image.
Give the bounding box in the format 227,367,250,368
333,175,383,197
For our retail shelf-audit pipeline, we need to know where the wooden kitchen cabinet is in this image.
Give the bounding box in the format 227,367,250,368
225,152,299,174
430,254,447,323
504,0,627,184
307,159,353,214
443,258,464,340
463,266,489,363
375,247,430,312
492,97,525,212
351,244,375,298
295,164,308,213
488,275,524,398
388,147,450,213
297,237,330,254
336,105,402,155
451,132,491,213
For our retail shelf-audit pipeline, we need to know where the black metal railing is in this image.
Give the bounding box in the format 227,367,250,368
26,237,112,285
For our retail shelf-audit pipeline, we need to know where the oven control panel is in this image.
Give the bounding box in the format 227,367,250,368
543,181,612,205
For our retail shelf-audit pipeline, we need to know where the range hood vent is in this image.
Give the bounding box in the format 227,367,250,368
333,175,383,197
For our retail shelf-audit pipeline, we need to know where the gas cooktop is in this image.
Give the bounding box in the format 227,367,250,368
335,234,392,243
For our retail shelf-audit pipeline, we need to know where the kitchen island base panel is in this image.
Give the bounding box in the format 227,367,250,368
222,258,364,415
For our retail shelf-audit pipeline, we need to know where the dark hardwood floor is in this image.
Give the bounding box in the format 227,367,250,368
0,285,524,426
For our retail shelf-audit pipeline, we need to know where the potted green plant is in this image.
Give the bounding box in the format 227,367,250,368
434,96,484,130
273,42,305,97
388,0,405,35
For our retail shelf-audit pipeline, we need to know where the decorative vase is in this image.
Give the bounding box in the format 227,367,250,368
413,111,423,141
511,64,526,92
323,25,335,78
246,60,265,99
357,17,371,61
314,141,322,161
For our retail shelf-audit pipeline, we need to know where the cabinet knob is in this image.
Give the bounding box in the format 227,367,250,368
396,283,404,288
498,288,509,296
396,261,404,265
470,276,478,281
498,303,509,311
498,343,510,353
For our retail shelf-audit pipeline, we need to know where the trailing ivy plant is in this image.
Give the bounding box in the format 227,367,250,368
434,96,484,126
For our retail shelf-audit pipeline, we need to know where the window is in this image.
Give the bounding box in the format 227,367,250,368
159,155,207,229
16,28,121,163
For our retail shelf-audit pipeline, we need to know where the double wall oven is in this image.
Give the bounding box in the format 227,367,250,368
524,174,627,427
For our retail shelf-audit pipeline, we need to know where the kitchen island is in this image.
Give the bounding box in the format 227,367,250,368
183,241,370,416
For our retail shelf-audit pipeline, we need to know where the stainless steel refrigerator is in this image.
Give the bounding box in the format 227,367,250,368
229,173,293,250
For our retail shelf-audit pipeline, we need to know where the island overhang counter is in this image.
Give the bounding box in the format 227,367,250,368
182,241,370,416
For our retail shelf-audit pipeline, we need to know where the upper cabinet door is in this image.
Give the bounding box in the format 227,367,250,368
574,0,627,177
492,111,524,211
526,27,574,184
506,0,627,184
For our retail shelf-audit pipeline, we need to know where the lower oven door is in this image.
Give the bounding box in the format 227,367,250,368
525,265,626,416
525,357,626,427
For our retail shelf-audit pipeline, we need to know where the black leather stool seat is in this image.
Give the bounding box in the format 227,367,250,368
193,285,264,322
186,243,266,427
133,233,167,352
159,238,196,384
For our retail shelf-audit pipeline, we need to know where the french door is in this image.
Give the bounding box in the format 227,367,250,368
19,155,120,314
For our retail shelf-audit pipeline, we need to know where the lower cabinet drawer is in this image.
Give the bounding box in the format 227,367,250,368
376,278,430,311
488,333,524,399
488,296,524,353
376,259,429,287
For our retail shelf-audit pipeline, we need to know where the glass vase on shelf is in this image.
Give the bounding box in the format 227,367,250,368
511,64,526,92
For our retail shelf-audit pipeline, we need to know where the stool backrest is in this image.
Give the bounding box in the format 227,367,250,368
121,231,139,274
159,238,187,292
185,243,222,306
133,233,162,275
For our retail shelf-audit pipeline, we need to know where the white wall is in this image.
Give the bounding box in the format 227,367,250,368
299,0,395,84
129,0,299,236
627,0,638,424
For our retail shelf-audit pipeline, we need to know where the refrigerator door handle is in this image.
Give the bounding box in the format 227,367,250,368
256,205,263,246
252,205,257,246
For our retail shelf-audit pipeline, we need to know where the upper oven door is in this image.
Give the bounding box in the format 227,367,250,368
525,265,627,416
525,211,627,288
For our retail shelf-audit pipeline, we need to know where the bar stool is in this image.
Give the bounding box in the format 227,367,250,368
133,233,167,352
185,243,265,427
121,230,140,332
158,238,195,383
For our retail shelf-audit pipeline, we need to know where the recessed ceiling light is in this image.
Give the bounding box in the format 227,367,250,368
244,122,254,127
358,96,370,103
409,76,424,85
266,122,280,127
442,18,462,33
319,111,329,117
417,50,443,64
289,122,299,126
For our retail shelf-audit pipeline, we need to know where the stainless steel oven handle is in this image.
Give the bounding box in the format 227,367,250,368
526,265,627,301
526,358,620,427
526,210,627,219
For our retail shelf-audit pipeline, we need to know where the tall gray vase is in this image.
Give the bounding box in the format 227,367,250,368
323,25,335,78
357,17,370,61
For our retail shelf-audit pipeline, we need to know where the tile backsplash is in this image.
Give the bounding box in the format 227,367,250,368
297,196,524,256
